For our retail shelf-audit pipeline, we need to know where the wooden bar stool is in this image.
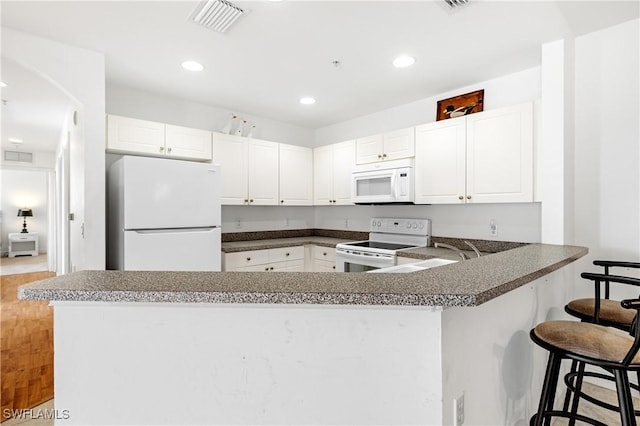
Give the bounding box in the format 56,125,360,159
566,260,640,329
563,268,640,416
530,294,640,426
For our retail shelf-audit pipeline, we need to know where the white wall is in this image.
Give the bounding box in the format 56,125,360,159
0,168,49,255
2,28,106,270
222,206,314,234
106,84,315,147
314,67,541,146
572,19,640,282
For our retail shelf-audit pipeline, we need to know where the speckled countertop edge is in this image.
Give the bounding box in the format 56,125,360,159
18,244,587,307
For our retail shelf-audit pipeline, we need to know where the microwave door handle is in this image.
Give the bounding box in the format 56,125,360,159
390,172,397,199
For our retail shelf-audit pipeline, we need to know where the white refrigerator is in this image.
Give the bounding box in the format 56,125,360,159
107,155,221,271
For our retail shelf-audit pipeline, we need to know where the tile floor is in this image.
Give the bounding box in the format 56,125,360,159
0,255,49,276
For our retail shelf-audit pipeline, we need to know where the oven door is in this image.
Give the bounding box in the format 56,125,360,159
335,249,396,272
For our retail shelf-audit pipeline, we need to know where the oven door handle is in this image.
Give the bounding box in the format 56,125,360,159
335,250,395,262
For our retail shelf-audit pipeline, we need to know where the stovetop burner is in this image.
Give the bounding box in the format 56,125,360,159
345,241,418,251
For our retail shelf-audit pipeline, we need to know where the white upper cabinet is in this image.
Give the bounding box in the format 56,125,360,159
356,127,415,164
248,139,280,205
313,140,356,205
165,124,213,160
414,117,467,204
106,115,212,161
415,102,534,204
279,143,313,205
213,133,279,205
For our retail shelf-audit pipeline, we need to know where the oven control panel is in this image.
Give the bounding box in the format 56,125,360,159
369,218,431,236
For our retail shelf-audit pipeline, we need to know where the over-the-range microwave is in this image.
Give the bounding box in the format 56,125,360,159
351,158,414,204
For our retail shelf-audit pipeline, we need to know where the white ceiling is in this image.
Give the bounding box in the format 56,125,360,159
1,1,638,153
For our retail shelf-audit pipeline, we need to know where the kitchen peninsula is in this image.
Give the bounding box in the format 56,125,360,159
19,243,586,425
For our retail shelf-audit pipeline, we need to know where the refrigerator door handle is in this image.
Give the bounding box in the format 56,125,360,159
128,227,218,234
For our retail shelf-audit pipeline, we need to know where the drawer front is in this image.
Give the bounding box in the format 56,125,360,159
268,246,304,263
224,250,269,270
271,259,305,272
315,259,337,272
313,245,336,262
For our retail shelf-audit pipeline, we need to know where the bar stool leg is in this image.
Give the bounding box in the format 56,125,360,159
533,352,562,426
563,359,579,412
614,369,636,426
567,361,586,426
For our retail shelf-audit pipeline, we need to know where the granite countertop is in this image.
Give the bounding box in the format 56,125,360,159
18,244,587,307
221,236,349,253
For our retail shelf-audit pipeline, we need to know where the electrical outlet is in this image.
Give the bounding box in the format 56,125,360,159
344,219,349,228
454,393,465,426
235,219,242,229
489,219,498,236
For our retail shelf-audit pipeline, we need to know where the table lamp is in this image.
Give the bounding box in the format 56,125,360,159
17,208,33,233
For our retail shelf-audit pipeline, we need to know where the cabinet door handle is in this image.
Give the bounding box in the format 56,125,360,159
323,252,327,256
377,154,382,159
265,267,269,271
332,200,337,203
159,146,165,152
285,253,290,257
458,196,464,200
167,147,172,153
466,195,472,200
249,199,254,203
280,200,284,204
244,199,249,203
246,257,251,262
270,267,274,270
382,153,387,158
332,266,336,269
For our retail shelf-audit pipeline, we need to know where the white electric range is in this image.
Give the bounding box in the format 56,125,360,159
335,218,432,272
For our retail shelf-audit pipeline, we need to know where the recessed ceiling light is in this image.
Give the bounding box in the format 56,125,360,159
0,82,7,87
181,60,205,72
300,97,316,105
393,55,416,68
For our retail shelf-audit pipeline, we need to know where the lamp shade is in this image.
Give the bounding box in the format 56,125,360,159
17,208,33,217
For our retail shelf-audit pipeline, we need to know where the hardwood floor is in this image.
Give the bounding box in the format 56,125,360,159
1,272,55,422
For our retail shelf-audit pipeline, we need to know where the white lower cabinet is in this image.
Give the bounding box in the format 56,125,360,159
311,245,336,272
415,102,534,204
223,246,305,272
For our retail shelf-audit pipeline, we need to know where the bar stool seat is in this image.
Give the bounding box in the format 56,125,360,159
566,298,636,328
531,295,640,426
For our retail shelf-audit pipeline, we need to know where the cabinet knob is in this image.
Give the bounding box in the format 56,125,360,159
332,200,337,203
280,200,284,204
246,257,251,261
244,199,249,203
466,195,472,200
458,196,464,200
159,146,164,152
265,267,269,271
249,199,254,203
382,153,387,158
285,252,290,257
167,147,172,153
323,252,327,256
377,154,382,159
269,267,274,270
332,266,336,270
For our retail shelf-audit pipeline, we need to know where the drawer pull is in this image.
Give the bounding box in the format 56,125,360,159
285,252,290,257
246,257,251,261
269,267,274,271
323,252,327,256
265,267,269,271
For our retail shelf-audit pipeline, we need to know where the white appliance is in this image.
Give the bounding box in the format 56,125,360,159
335,218,431,272
107,155,221,271
351,158,414,204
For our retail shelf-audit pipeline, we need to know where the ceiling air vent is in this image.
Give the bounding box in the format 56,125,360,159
443,0,470,10
4,150,33,163
189,0,245,34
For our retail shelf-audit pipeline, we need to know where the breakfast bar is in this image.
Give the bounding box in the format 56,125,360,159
19,243,587,425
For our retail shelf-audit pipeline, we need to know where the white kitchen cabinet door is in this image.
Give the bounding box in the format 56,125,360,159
313,140,355,205
107,115,165,156
213,133,249,205
466,102,533,203
313,144,333,205
415,117,466,204
332,140,356,204
355,134,384,164
279,143,312,205
248,139,279,205
165,124,212,160
383,127,415,161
